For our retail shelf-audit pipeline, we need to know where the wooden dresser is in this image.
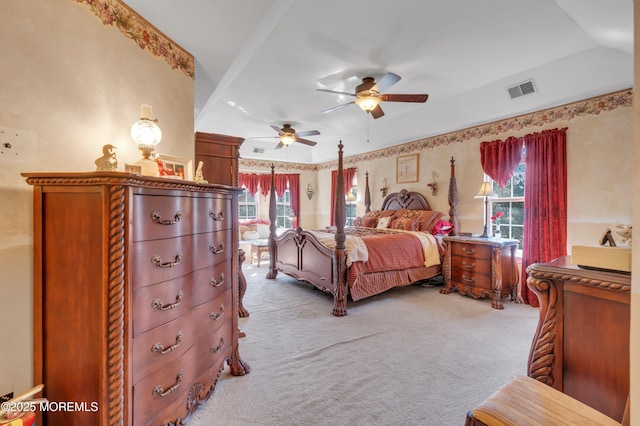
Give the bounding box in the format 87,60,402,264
23,172,249,426
527,257,630,422
440,236,520,309
194,131,244,187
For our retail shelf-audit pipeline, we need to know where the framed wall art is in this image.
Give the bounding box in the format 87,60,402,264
396,154,419,183
156,154,193,180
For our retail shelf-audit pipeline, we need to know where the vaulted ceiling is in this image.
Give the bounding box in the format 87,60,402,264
124,0,633,164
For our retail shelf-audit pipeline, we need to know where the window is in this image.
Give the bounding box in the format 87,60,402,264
489,162,525,250
238,188,257,221
346,187,358,226
276,189,294,229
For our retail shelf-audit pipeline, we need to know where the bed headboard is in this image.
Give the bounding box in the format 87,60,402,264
381,189,431,211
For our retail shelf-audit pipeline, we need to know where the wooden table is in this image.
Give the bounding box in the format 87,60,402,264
250,239,269,266
440,236,520,309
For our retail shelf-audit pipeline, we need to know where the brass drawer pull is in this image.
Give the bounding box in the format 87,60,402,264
210,273,225,287
152,290,184,311
151,331,183,354
462,261,476,269
152,371,183,398
462,247,476,255
151,252,183,268
209,243,224,254
209,210,224,221
462,274,476,283
210,337,225,354
209,304,225,321
151,211,183,225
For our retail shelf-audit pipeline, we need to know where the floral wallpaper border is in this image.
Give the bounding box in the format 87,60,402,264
241,88,632,172
74,0,194,79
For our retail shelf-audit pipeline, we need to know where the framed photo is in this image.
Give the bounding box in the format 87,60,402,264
156,154,193,180
396,154,419,183
124,163,142,175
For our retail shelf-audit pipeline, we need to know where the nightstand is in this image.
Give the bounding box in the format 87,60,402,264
440,236,520,309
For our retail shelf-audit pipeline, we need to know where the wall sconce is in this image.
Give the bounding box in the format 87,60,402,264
380,177,388,197
131,104,162,176
427,171,438,196
307,184,314,200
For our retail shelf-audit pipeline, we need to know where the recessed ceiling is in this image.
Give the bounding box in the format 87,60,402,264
123,0,633,164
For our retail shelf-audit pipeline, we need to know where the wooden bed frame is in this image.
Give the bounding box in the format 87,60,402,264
266,142,459,316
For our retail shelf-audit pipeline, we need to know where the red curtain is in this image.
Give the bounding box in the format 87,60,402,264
238,173,260,196
259,174,271,197
286,174,300,227
480,136,523,187
520,128,568,306
330,167,356,226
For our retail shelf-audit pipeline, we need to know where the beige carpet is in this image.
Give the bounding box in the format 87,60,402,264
189,264,539,426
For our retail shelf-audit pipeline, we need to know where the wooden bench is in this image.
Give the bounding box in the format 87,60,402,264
465,375,627,426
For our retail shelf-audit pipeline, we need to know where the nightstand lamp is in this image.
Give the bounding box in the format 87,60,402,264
131,104,162,176
475,181,495,238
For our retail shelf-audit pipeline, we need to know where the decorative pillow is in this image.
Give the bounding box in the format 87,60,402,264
380,209,397,218
391,218,419,231
256,223,270,239
362,217,378,228
243,230,260,240
376,216,391,229
353,216,363,227
402,210,444,234
432,219,454,235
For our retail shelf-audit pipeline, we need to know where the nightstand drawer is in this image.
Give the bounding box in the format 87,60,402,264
451,254,491,275
451,268,492,290
450,242,492,260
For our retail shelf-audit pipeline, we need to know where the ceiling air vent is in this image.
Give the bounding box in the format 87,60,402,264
253,147,265,154
507,79,536,99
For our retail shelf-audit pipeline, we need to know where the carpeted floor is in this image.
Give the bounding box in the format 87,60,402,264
188,264,539,426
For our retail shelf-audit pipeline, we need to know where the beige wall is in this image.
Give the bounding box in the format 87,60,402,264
253,103,633,254
0,0,194,395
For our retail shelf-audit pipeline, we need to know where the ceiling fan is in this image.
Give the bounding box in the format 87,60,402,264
317,72,428,119
252,124,320,149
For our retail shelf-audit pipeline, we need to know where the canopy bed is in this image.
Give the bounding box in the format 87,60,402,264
266,142,458,316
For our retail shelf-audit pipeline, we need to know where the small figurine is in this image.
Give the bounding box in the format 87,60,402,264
95,144,118,171
194,161,208,183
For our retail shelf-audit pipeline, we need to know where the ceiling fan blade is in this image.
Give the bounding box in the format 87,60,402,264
370,104,385,119
372,72,401,94
270,125,282,133
381,93,429,103
296,130,320,137
274,141,284,149
322,101,355,114
295,137,317,146
317,88,356,97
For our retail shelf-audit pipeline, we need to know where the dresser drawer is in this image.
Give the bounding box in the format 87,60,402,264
191,263,231,305
132,311,196,385
451,254,492,275
133,345,198,426
131,234,196,288
133,275,194,336
194,195,233,233
191,289,233,342
197,318,234,368
194,230,233,271
449,242,492,260
131,194,195,242
450,268,492,291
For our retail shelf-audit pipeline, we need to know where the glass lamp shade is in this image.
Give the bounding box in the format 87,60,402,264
131,119,162,157
355,95,381,112
280,134,296,146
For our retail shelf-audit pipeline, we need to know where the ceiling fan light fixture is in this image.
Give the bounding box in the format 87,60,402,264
355,95,381,112
279,133,296,146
